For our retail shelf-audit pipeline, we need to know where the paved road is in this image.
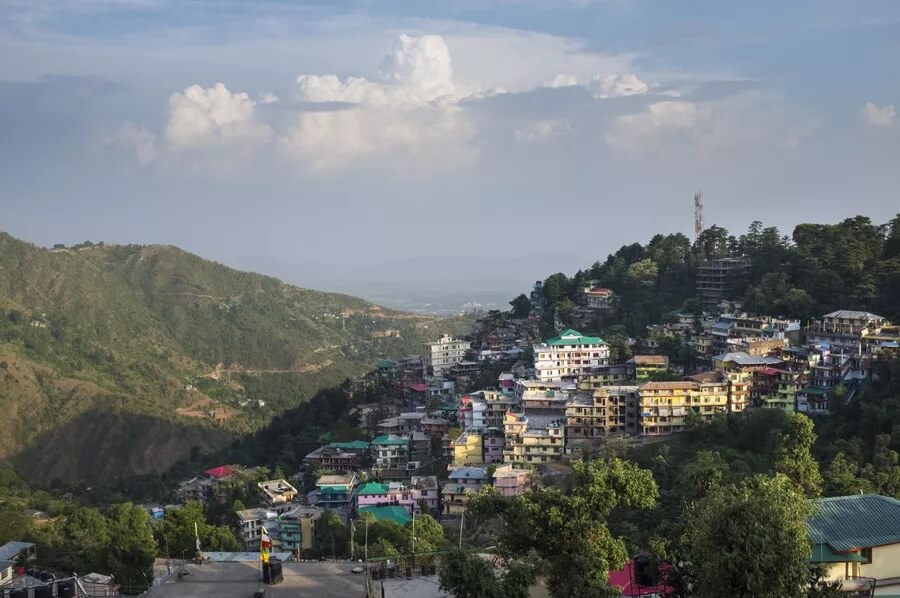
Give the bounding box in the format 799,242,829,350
150,561,366,598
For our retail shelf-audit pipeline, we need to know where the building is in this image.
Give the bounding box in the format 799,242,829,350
797,387,830,415
258,479,298,511
424,334,470,377
516,380,575,411
420,417,451,438
450,432,484,468
459,391,519,431
236,508,280,550
764,369,808,411
372,435,410,468
303,441,370,473
176,477,212,504
505,420,565,465
628,355,669,382
315,473,358,510
0,560,12,586
442,467,489,516
482,428,505,464
578,363,635,390
354,482,420,515
410,476,440,515
566,386,638,450
279,505,321,556
533,329,610,382
492,464,532,497
696,257,751,309
636,378,729,437
808,494,900,596
806,310,889,355
0,542,35,564
359,505,412,526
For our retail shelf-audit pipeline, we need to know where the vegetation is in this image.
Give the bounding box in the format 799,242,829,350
0,231,469,485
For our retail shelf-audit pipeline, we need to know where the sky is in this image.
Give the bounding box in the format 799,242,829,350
1,0,899,307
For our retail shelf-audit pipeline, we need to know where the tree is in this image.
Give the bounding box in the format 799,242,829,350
439,550,534,598
684,474,810,598
106,503,157,594
862,434,900,497
467,458,658,598
509,295,532,319
823,453,873,497
0,507,32,546
774,413,822,497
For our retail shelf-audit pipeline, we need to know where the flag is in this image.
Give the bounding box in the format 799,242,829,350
260,527,271,564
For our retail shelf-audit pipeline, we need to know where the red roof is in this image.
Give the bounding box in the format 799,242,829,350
759,367,781,376
588,287,612,294
608,560,671,597
204,465,233,478
409,383,427,393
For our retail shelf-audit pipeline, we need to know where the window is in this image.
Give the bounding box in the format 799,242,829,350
860,547,872,564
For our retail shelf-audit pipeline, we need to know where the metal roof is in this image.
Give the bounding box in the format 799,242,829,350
822,310,885,321
0,542,35,562
807,495,900,551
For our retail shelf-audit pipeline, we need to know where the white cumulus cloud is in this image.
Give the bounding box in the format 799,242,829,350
114,122,158,164
606,101,709,152
514,119,572,142
545,73,579,88
586,73,650,99
165,82,272,151
861,101,895,127
282,34,476,173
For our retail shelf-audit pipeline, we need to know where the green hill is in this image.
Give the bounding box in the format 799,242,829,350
0,233,470,485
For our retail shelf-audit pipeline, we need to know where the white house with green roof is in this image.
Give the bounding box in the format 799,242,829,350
372,434,410,468
533,329,609,382
808,494,900,595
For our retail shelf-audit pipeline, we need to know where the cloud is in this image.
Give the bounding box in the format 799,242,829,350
280,33,476,173
861,101,895,127
514,119,572,142
114,122,158,164
164,83,272,151
544,72,650,98
607,101,707,151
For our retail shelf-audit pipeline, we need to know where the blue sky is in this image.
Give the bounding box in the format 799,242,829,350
1,0,898,302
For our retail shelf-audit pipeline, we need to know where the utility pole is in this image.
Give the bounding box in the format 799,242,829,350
694,191,704,243
411,511,416,571
458,511,464,549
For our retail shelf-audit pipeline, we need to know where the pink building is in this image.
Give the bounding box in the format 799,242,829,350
492,464,532,497
354,482,421,515
482,429,504,464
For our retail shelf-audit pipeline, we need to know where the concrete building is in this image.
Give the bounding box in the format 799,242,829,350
442,467,489,516
504,420,565,465
371,435,409,468
533,329,609,382
303,441,370,473
258,479,298,511
236,508,280,551
566,386,638,451
808,494,900,596
482,428,505,464
696,257,751,309
636,378,729,437
492,464,532,497
409,476,440,515
628,355,669,382
450,432,484,468
424,334,470,377
353,482,420,515
578,363,635,390
314,473,358,510
807,310,890,355
279,506,321,556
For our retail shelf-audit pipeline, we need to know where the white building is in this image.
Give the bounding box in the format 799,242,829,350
424,334,470,377
533,329,609,382
236,507,280,550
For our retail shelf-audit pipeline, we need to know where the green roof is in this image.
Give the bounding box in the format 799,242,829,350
807,494,900,551
372,435,408,446
359,505,411,526
318,486,350,494
376,359,395,369
809,543,867,563
328,440,371,450
355,483,389,496
798,387,828,396
545,328,605,346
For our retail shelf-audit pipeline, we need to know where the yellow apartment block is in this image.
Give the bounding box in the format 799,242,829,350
566,386,638,452
451,432,483,467
637,378,729,437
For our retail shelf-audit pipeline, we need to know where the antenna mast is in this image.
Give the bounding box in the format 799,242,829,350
694,191,704,242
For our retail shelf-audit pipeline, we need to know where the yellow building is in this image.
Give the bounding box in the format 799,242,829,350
566,386,638,452
450,432,483,468
629,355,669,382
637,378,729,437
808,494,900,596
577,364,633,390
503,411,565,465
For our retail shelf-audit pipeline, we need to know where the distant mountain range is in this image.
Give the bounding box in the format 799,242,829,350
0,232,470,486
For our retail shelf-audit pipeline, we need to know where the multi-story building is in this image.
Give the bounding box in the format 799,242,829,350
176,477,212,504
236,507,280,550
420,416,451,438
516,379,575,411
629,355,669,382
450,432,483,468
764,369,808,411
410,476,440,515
636,378,729,437
796,387,830,415
578,363,635,390
442,468,489,516
424,334,470,377
258,479,298,512
533,329,610,382
582,286,615,311
492,464,533,497
372,435,410,468
279,505,321,557
482,428,505,464
315,473,358,510
505,420,565,465
696,257,751,310
303,441,370,473
409,431,431,463
566,386,638,451
354,482,421,515
806,310,889,355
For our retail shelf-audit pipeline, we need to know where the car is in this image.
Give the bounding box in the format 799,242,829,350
350,566,365,574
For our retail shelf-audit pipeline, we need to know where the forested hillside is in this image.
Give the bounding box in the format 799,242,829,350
0,233,470,485
536,215,900,337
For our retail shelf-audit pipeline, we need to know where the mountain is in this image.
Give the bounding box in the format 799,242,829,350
0,233,471,486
